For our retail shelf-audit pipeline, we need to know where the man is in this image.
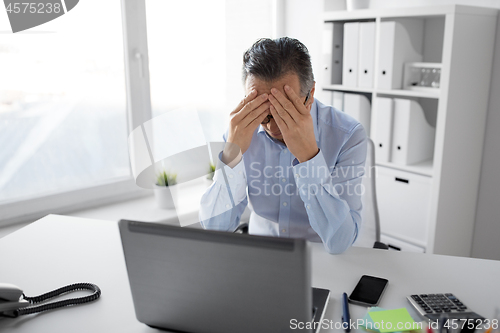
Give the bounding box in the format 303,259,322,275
200,37,367,254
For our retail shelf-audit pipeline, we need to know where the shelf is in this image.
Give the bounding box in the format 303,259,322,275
323,85,440,99
323,84,373,94
323,5,497,22
376,89,440,99
376,159,433,177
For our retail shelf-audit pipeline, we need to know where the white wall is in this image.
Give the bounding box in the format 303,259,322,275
284,0,500,260
283,0,327,102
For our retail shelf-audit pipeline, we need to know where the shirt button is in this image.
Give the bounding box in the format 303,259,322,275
229,174,233,179
306,204,311,209
225,204,231,209
295,174,299,178
238,171,242,175
282,229,286,233
281,178,286,182
283,149,288,154
283,202,288,207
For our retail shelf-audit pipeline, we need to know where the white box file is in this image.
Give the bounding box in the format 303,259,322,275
391,98,435,165
343,93,371,136
322,22,344,85
332,91,344,111
376,166,432,246
377,19,424,89
358,22,376,88
371,97,394,163
342,22,360,87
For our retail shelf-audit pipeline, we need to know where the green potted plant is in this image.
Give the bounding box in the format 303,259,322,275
154,170,177,209
206,162,216,181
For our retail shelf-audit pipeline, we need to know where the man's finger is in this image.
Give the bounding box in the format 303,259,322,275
230,89,258,116
242,101,270,127
284,85,309,115
270,104,288,131
270,88,300,120
248,107,271,129
233,93,268,123
269,94,294,126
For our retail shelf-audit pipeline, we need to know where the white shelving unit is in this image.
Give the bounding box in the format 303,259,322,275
322,5,498,256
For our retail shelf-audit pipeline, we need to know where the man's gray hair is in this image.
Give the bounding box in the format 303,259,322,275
242,37,315,96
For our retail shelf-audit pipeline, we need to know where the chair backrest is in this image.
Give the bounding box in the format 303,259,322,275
353,138,381,248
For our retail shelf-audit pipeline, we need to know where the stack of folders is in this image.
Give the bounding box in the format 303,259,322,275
334,18,424,89
342,21,376,88
371,97,435,165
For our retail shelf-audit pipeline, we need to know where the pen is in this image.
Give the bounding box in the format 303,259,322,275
342,292,351,333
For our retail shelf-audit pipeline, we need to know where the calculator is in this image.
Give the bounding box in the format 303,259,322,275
407,293,484,321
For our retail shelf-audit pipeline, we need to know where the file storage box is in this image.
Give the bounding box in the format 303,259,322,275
391,98,435,166
377,19,424,90
342,22,360,87
403,62,442,93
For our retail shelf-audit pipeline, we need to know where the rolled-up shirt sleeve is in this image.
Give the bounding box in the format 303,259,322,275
292,124,367,254
199,152,248,231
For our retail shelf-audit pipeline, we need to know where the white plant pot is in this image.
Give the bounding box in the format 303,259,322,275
346,0,370,11
154,185,177,209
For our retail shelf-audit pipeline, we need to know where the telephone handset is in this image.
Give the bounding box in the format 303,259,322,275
0,282,101,318
0,283,29,313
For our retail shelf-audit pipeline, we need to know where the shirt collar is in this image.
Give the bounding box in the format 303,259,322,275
258,99,320,143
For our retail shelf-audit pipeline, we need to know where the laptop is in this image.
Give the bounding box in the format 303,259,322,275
119,220,330,333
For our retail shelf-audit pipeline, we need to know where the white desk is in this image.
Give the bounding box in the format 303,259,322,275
0,215,499,332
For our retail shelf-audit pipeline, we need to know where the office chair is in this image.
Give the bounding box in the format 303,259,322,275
234,222,248,234
235,138,388,250
354,138,389,249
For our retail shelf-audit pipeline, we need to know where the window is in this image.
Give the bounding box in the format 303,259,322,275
0,0,132,222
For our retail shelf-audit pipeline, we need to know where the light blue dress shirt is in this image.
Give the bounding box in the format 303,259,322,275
199,99,367,254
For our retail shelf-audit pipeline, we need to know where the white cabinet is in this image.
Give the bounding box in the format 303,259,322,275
322,5,498,256
376,167,432,247
380,234,425,253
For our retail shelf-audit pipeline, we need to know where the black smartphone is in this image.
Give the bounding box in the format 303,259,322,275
348,275,388,306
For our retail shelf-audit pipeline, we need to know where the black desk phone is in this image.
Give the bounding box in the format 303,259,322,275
0,282,101,318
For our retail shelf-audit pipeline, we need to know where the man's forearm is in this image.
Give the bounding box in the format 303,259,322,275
292,150,362,254
199,155,248,231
